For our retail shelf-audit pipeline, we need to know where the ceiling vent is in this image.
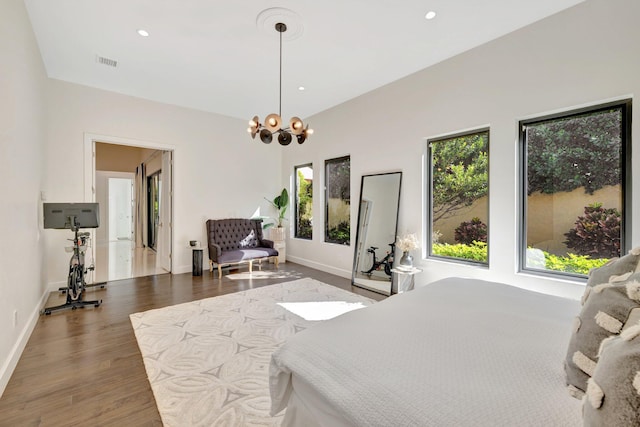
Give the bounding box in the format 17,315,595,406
96,55,118,68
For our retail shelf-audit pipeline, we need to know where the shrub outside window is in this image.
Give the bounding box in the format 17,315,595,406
520,100,631,278
428,129,489,264
325,156,350,245
295,164,313,239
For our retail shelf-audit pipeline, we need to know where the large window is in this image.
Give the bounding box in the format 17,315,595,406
520,100,631,278
295,164,313,239
428,129,489,264
325,156,350,245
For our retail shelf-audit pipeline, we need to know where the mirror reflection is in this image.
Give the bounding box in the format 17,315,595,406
352,172,402,295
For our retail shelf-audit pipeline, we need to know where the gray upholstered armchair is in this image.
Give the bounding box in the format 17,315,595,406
206,218,279,278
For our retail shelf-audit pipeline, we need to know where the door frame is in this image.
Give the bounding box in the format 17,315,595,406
83,132,175,274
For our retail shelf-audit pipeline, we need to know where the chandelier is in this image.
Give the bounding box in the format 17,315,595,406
248,22,313,145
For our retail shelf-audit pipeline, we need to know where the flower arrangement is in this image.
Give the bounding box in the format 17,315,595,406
396,233,420,253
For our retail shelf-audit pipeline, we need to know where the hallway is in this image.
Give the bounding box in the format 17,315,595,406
91,240,168,283
91,142,173,284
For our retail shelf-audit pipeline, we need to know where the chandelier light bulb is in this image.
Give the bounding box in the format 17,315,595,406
268,117,278,127
306,128,314,135
249,119,257,127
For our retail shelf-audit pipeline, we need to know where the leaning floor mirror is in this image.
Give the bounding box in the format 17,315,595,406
352,171,402,295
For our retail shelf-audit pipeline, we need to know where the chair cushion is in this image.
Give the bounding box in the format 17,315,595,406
218,248,278,264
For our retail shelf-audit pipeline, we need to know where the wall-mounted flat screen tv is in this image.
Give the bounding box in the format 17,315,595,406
43,203,100,229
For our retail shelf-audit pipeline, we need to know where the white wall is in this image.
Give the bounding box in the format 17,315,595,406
43,80,283,285
0,0,48,396
284,0,640,300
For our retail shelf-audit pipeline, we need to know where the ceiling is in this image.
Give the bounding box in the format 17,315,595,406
24,0,585,122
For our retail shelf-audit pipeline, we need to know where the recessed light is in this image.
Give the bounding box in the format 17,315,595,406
137,29,150,37
425,11,437,20
298,86,305,91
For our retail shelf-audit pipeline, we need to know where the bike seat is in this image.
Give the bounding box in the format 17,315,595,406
78,232,90,237
369,246,378,250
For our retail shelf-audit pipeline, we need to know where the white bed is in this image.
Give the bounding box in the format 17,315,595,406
270,277,583,426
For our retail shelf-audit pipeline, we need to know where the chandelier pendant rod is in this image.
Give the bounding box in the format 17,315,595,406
278,23,283,119
248,20,312,145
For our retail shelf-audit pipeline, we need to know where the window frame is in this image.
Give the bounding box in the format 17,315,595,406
518,99,632,279
324,155,351,245
294,163,313,240
426,128,490,266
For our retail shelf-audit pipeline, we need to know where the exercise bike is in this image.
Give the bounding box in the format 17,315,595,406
361,243,395,277
42,203,104,315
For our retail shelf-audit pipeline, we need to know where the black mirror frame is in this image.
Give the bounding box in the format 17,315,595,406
351,171,402,295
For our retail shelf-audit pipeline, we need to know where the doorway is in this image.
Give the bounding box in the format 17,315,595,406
85,134,174,283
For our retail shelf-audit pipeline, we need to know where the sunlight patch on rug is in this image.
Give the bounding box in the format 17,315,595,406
277,301,367,321
130,278,376,427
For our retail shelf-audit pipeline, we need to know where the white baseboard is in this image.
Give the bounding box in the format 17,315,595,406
0,287,50,398
286,255,352,280
175,264,191,275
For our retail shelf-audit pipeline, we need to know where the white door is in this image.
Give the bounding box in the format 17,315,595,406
108,177,134,241
156,151,173,272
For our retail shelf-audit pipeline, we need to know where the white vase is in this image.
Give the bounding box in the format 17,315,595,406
399,251,413,268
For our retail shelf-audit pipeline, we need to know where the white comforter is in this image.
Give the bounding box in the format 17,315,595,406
270,278,583,426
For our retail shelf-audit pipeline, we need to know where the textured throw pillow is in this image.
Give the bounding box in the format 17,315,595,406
564,273,640,398
586,247,640,289
583,324,640,427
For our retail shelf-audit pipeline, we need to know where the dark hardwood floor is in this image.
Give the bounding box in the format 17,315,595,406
0,263,384,426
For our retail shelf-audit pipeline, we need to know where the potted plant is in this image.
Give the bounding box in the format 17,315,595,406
265,188,289,241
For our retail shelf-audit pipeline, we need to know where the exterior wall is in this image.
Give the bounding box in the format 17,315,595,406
527,185,621,255
433,199,489,244
327,198,350,229
434,185,620,251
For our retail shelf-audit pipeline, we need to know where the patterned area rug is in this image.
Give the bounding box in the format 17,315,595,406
130,278,376,426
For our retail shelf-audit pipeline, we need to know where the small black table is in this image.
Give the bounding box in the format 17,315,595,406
191,247,203,276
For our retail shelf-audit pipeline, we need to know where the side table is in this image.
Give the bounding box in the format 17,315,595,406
191,247,203,276
390,267,422,294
